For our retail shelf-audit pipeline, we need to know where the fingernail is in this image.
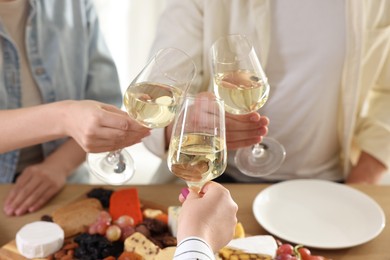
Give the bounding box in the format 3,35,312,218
181,188,189,199
4,206,13,216
250,115,259,122
14,207,25,216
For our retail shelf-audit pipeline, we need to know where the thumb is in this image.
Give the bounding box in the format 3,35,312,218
100,103,128,116
199,181,218,195
185,187,202,200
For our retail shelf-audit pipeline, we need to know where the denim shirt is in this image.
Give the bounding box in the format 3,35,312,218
0,0,122,182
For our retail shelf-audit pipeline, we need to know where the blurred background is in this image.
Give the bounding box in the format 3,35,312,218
76,0,389,185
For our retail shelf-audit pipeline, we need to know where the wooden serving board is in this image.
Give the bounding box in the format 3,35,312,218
0,191,168,260
0,241,39,260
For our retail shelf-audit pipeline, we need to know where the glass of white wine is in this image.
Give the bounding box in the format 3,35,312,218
211,34,286,177
167,93,227,192
87,48,196,185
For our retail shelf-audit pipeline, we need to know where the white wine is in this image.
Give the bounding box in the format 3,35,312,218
168,133,227,189
124,82,183,128
214,70,269,114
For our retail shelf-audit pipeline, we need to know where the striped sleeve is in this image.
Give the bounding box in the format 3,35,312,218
174,237,215,260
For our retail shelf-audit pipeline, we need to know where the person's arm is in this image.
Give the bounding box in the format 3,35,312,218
0,102,69,153
346,151,387,184
350,32,390,183
175,182,238,255
3,138,85,216
0,100,150,154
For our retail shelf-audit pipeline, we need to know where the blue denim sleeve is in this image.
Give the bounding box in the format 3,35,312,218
83,0,122,107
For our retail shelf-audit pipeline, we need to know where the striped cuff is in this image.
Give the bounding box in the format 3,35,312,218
174,237,215,260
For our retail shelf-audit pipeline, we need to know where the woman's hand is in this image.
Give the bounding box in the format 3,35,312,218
3,162,68,216
177,182,238,252
63,100,150,153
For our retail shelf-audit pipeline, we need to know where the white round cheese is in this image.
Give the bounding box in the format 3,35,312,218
16,221,64,258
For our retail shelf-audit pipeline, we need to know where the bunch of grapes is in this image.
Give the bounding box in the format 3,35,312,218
276,243,329,260
88,211,135,242
86,188,113,208
73,233,123,260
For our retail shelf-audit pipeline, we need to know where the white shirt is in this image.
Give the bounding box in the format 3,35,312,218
219,0,345,182
144,0,390,180
255,0,346,180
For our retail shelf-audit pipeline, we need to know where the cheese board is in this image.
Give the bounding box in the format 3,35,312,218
0,187,172,260
0,186,333,260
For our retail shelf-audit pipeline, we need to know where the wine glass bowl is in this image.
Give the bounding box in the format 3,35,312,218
124,48,196,129
211,34,285,177
167,94,227,191
123,82,182,129
87,48,196,185
212,34,269,115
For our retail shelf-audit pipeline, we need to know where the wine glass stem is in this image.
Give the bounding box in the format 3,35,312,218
252,143,266,158
106,149,122,164
104,149,126,173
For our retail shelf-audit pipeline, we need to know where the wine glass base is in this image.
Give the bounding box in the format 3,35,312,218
235,137,286,177
87,150,135,185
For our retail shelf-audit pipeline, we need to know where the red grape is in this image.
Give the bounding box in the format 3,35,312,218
276,254,298,260
96,222,108,235
98,211,112,225
88,223,98,235
120,225,135,241
277,243,294,256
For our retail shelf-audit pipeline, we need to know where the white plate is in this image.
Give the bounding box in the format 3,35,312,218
252,179,386,249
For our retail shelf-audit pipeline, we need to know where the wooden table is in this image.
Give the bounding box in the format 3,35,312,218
0,183,389,260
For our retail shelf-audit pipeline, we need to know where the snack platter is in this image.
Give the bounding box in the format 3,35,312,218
0,187,332,260
0,187,176,260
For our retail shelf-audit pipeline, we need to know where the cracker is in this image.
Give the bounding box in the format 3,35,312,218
52,198,103,237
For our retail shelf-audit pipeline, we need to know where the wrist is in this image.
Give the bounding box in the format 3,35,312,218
57,100,77,137
175,236,215,256
348,151,387,184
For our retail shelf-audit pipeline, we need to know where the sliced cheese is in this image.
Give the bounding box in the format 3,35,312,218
16,221,64,259
124,232,160,260
168,206,181,237
226,235,278,258
155,246,176,260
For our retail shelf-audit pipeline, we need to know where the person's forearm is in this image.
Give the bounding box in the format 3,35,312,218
43,138,86,178
347,151,387,184
0,101,70,153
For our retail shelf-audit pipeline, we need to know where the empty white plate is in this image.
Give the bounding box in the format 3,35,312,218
252,179,385,249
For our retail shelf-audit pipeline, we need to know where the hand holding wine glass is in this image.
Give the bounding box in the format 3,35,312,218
167,93,227,192
87,48,196,185
211,34,286,177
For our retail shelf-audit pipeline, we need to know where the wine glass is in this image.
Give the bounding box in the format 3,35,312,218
167,93,227,192
87,48,197,185
211,34,286,177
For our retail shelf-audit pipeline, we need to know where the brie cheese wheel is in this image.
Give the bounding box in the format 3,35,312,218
16,221,64,258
